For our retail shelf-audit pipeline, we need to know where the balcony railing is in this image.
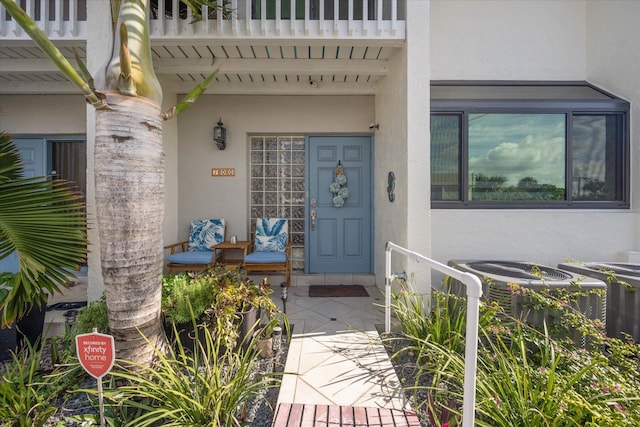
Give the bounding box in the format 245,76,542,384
0,0,405,41
150,0,405,39
0,0,87,40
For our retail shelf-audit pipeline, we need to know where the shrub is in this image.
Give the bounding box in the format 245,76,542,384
162,268,280,350
390,277,501,357
81,313,281,427
0,316,99,427
389,280,640,426
0,342,57,426
74,294,110,334
162,273,214,324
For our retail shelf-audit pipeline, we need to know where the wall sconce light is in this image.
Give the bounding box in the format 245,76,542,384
213,118,226,150
369,123,379,130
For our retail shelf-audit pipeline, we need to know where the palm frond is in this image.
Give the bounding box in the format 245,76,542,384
0,134,87,326
0,0,108,110
0,132,24,182
162,68,219,120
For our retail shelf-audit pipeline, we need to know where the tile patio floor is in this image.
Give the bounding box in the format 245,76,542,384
266,280,410,411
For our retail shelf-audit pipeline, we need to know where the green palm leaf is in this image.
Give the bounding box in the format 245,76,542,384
0,133,87,326
0,0,108,110
0,133,24,182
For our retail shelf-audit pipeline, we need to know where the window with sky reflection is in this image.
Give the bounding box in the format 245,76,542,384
468,114,565,201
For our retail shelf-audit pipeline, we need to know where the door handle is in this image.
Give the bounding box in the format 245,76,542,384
311,209,317,231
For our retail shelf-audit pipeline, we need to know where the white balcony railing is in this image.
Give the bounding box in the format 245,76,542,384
0,0,87,40
0,0,405,41
150,0,406,39
385,242,482,427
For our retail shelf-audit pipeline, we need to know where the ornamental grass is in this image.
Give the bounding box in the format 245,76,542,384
387,278,640,426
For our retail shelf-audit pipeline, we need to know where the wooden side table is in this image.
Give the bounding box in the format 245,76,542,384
213,240,252,269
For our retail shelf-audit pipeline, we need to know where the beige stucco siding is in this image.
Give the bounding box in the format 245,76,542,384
0,95,86,134
428,0,639,272
173,94,375,244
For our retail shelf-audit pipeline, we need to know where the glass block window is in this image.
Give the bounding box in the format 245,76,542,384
250,136,306,271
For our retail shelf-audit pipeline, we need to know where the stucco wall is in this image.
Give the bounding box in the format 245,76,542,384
159,77,180,249
405,0,432,289
432,210,636,266
173,95,374,246
373,0,432,292
2,0,637,298
586,0,640,255
428,0,638,273
375,48,410,282
430,0,587,80
0,95,86,134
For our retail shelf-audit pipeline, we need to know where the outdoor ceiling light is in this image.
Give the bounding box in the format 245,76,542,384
214,118,226,150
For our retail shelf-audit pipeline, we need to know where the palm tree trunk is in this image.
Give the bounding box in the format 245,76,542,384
94,92,165,363
1,0,216,367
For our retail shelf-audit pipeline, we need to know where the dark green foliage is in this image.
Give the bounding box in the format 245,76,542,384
0,132,87,326
0,339,73,426
74,294,110,335
389,280,640,426
79,310,281,427
162,273,214,324
163,267,280,350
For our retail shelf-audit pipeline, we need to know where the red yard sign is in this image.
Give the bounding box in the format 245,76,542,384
76,332,115,379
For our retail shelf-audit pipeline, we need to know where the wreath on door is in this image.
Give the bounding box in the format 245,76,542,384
329,161,350,208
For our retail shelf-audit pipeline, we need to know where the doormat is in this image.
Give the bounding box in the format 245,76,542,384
309,284,369,298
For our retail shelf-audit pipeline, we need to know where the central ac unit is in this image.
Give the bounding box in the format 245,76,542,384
559,262,640,342
447,260,606,346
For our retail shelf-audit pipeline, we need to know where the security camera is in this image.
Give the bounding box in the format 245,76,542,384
309,80,318,88
369,123,379,130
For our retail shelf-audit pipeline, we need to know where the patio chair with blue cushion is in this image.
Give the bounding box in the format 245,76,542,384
243,218,292,286
165,219,226,274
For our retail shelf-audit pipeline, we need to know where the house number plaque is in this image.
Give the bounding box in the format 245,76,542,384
211,168,236,177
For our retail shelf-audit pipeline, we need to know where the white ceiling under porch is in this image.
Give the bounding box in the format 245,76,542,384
0,0,406,96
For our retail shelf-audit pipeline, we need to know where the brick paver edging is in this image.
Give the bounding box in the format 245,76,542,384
273,402,422,426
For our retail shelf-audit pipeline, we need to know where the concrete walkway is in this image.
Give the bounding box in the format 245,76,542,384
268,283,409,411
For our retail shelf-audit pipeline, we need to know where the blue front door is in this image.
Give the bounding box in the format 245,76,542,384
15,138,47,178
0,138,48,274
306,136,373,273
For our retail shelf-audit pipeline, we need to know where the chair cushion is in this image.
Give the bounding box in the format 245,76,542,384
188,219,225,252
167,251,214,265
254,218,288,252
244,251,287,264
